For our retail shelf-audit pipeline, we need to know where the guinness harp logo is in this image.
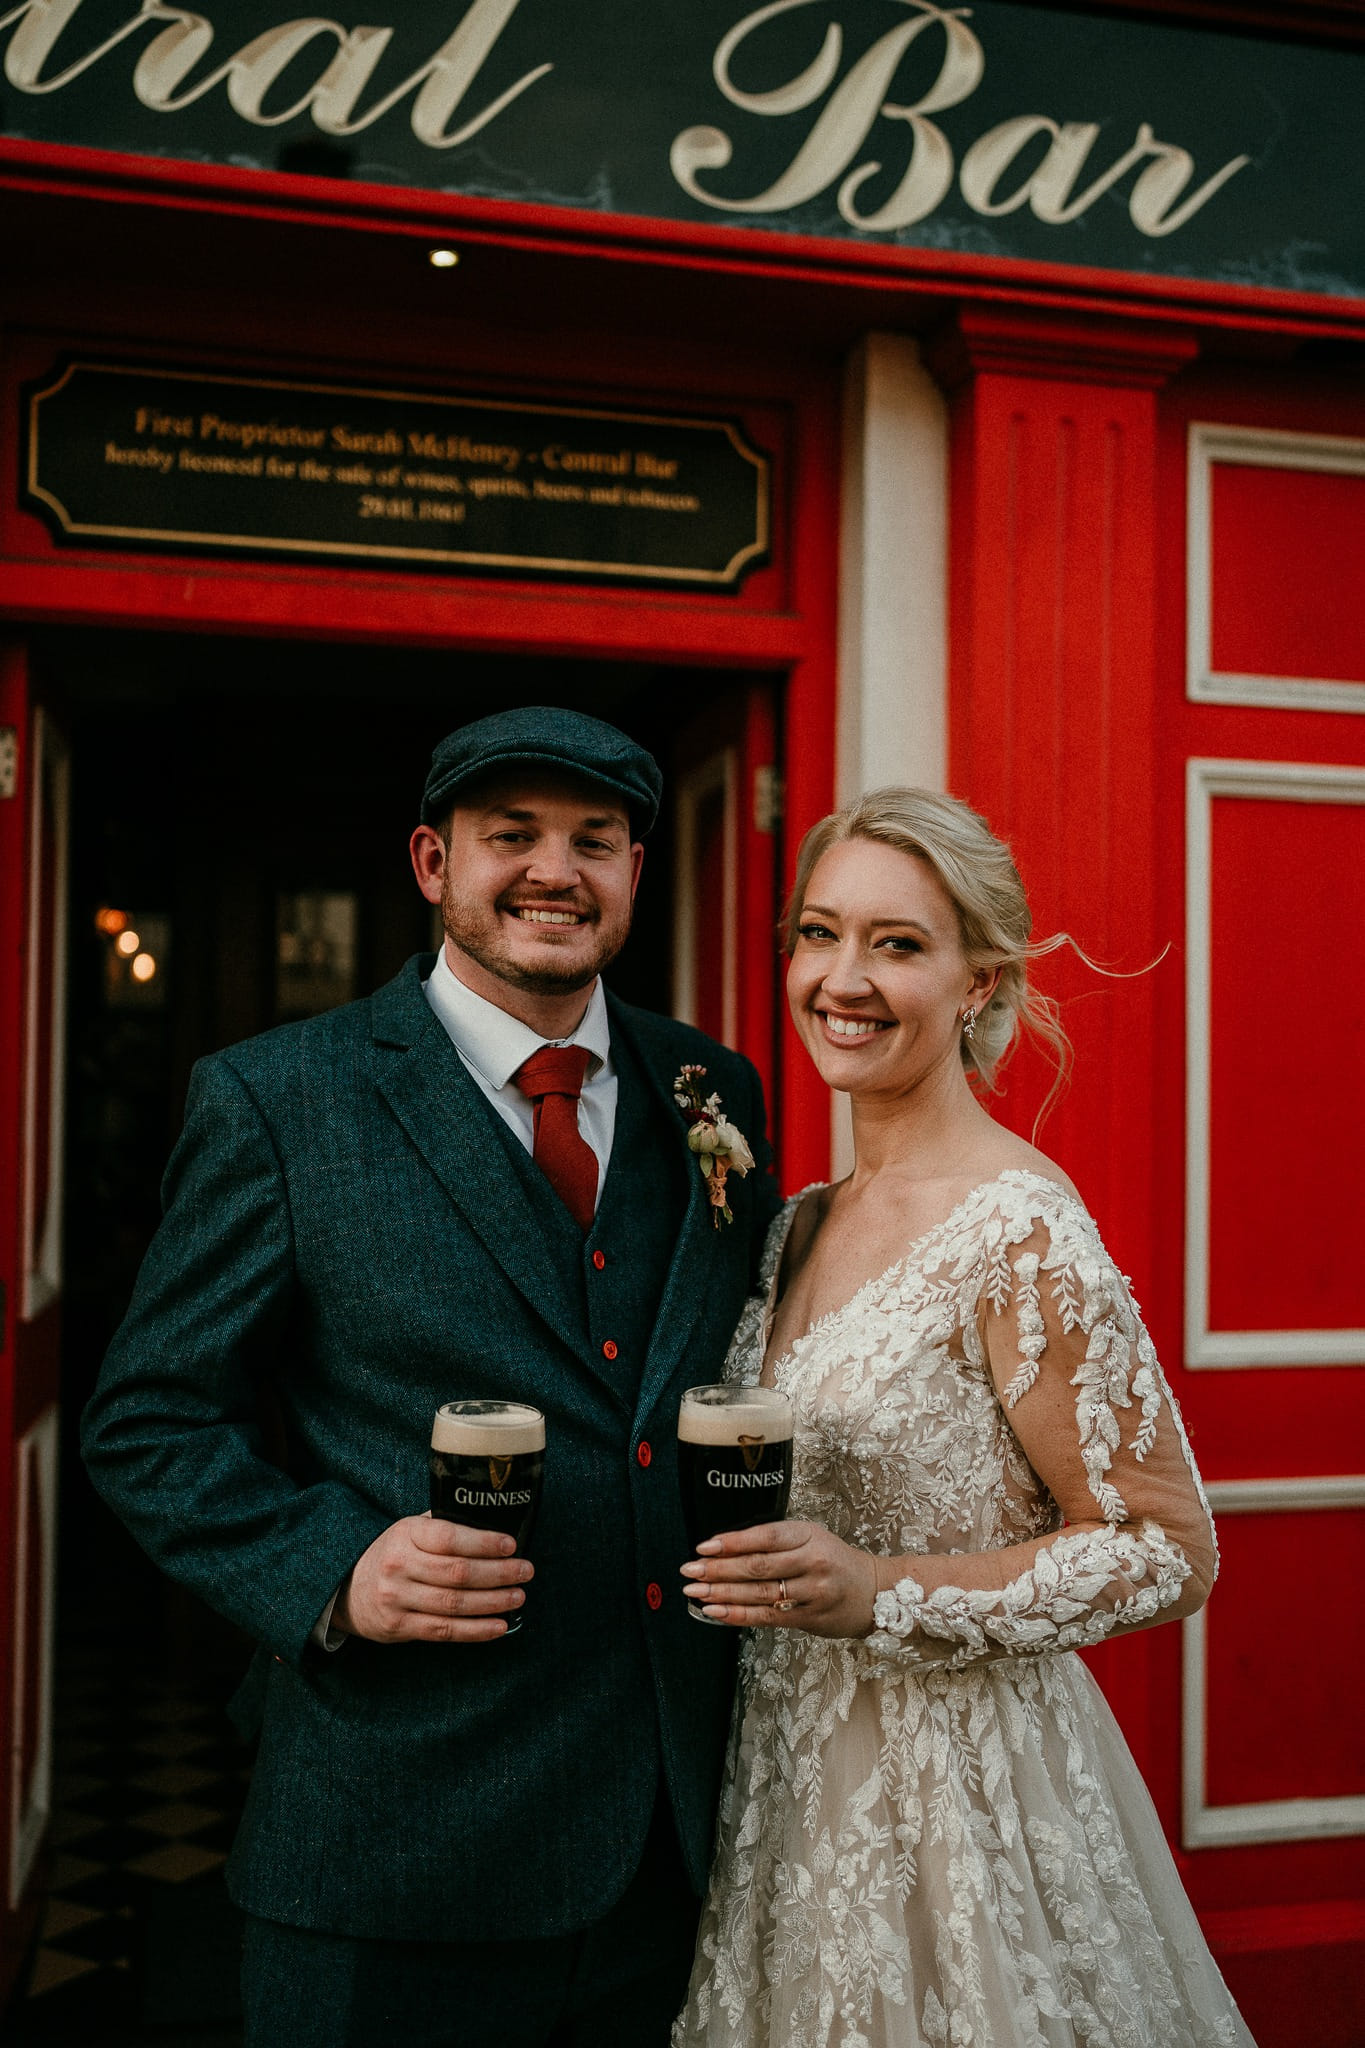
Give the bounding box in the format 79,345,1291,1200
737,1433,765,1473
487,1457,513,1491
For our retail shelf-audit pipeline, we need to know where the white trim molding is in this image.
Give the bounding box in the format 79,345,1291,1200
1183,1475,1365,1849
21,706,70,1322
672,747,738,1051
1185,756,1365,1370
9,1405,59,1908
837,332,948,804
1187,422,1365,714
834,332,947,1180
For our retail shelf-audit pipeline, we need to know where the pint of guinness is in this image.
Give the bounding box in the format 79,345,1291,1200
678,1385,793,1622
430,1401,545,1632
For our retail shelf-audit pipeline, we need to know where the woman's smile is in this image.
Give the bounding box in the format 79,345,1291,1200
788,837,991,1097
815,1008,893,1044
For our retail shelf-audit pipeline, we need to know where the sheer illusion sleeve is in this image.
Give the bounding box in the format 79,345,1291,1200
866,1199,1217,1671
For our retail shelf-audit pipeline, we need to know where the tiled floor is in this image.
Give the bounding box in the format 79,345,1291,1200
8,1635,250,2046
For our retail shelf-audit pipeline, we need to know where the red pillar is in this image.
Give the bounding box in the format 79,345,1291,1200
932,305,1197,1795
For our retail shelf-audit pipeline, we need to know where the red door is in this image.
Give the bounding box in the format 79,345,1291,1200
941,311,1364,2044
671,679,781,1096
1153,379,1365,2043
0,643,67,2002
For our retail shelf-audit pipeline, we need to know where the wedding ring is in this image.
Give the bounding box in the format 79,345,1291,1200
772,1578,794,1614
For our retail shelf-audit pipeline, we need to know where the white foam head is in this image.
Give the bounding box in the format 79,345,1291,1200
432,1401,545,1456
677,1385,792,1447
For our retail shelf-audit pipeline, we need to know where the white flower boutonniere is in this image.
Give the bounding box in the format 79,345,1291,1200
673,1064,755,1229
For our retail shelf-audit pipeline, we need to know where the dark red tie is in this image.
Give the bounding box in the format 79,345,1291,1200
513,1045,597,1233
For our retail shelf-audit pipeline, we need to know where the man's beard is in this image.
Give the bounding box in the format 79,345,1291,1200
441,879,630,995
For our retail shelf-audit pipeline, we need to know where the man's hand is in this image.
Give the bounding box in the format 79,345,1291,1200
335,1515,533,1643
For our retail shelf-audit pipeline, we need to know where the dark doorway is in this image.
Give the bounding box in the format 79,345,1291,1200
9,627,744,2045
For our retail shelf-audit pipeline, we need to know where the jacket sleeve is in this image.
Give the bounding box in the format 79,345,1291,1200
80,1054,392,1666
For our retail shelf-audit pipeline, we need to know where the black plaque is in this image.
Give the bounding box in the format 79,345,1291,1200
25,361,770,589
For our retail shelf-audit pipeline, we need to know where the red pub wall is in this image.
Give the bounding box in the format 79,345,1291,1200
3,28,1365,2022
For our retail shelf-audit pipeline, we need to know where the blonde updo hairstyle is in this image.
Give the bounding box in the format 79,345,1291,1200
783,787,1072,1103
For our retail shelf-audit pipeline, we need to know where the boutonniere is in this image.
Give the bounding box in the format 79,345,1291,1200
673,1065,755,1228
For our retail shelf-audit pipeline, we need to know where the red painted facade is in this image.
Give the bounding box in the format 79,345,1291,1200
1,3,1362,2031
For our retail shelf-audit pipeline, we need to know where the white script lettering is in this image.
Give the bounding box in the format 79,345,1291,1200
0,0,551,147
672,0,1250,240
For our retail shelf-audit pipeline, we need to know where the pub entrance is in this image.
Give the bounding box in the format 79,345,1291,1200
3,623,782,2040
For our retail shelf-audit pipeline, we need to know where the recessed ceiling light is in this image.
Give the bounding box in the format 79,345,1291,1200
428,247,459,269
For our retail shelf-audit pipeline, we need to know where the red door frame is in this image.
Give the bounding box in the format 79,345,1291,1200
0,152,850,2006
0,284,840,2010
0,650,65,2006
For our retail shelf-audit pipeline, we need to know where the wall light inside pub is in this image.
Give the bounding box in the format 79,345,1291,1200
131,953,157,984
428,247,459,269
115,929,141,957
95,907,129,937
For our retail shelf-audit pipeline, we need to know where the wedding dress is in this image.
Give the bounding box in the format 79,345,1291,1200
675,1169,1253,2048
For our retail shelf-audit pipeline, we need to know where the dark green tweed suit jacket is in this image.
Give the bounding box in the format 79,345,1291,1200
82,956,781,1941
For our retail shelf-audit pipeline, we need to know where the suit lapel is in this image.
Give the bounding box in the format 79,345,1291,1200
370,963,602,1384
605,999,716,1411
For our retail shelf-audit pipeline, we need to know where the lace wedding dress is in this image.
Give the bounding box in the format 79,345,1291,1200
675,1170,1253,2048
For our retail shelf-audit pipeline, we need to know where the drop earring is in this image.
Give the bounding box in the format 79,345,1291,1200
961,1008,977,1042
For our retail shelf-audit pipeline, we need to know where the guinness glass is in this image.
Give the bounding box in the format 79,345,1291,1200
430,1401,545,1634
678,1384,793,1624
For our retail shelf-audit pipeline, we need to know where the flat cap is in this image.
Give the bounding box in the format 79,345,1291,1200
420,705,662,834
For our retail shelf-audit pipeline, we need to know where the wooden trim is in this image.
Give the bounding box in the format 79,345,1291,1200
1184,757,1365,1369
1187,424,1365,714
672,748,738,1047
927,306,1200,391
4,138,1365,347
8,1405,57,1911
20,711,68,1322
1182,1477,1365,1848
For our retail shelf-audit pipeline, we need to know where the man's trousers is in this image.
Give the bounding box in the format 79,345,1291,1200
240,1792,701,2048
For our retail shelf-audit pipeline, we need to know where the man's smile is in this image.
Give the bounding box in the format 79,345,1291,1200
509,906,587,926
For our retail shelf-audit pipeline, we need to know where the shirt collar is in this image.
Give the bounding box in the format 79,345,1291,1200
425,946,612,1091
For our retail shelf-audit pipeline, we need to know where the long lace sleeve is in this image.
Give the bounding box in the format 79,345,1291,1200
866,1200,1217,1671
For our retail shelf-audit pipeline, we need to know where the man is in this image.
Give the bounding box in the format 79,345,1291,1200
82,705,781,2046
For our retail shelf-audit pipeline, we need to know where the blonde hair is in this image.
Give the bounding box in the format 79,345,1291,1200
784,787,1073,1109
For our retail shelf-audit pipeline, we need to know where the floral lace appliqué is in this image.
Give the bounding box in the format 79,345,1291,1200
675,1172,1248,2048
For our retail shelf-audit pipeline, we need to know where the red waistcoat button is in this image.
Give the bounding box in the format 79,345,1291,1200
602,1339,618,1360
637,1441,652,1468
645,1581,663,1610
591,1250,606,1270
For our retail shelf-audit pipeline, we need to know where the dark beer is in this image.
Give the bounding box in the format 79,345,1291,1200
429,1402,545,1633
678,1386,793,1610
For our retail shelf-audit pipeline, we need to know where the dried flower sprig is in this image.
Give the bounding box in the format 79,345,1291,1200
673,1065,755,1229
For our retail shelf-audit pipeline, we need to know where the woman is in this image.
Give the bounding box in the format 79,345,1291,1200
674,790,1253,2048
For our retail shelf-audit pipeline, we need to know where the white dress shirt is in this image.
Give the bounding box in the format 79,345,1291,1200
423,946,616,1212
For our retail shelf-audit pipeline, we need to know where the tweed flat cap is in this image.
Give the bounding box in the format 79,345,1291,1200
420,706,663,834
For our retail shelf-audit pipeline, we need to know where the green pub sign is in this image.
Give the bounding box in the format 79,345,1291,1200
0,1,1361,300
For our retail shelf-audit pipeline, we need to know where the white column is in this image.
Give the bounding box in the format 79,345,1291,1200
837,331,949,801
831,333,949,1176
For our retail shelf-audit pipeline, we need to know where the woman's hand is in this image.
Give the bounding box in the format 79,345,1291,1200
680,1519,879,1637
